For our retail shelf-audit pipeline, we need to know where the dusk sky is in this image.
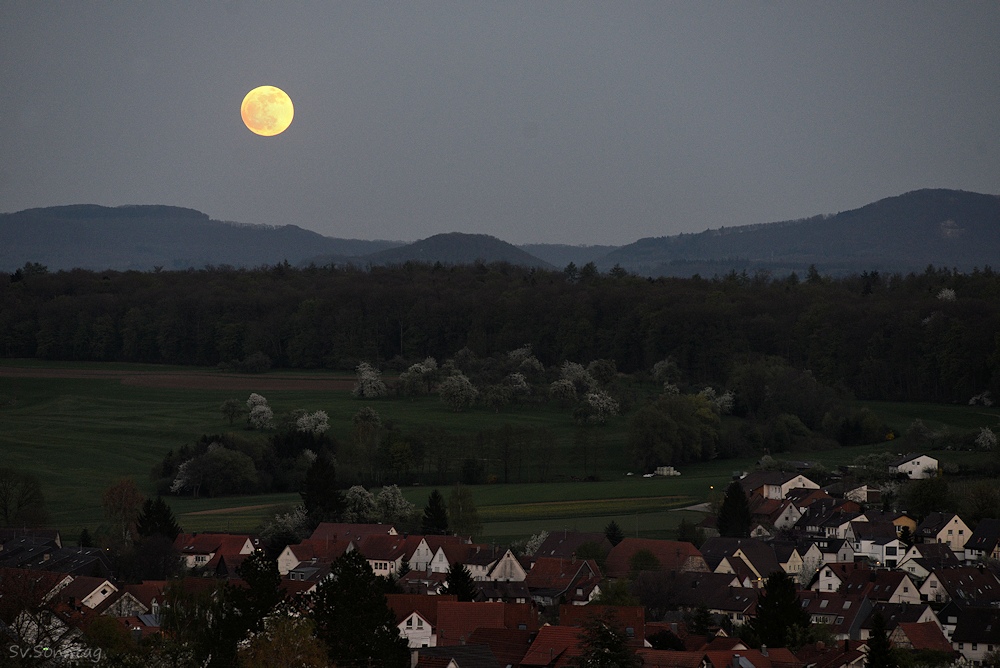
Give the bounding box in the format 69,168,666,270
2,2,998,245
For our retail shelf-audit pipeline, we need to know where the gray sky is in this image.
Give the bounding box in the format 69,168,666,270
2,2,998,245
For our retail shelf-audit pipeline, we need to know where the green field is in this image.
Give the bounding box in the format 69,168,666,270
2,360,997,543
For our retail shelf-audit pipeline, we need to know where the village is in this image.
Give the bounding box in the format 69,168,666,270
3,452,1000,666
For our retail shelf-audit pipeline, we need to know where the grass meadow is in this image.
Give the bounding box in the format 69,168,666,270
2,359,997,543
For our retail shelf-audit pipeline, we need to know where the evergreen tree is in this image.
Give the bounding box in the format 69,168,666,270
447,484,482,538
421,489,449,535
300,453,344,525
442,562,478,602
688,604,714,636
577,610,642,668
604,520,625,547
866,611,898,668
750,571,810,649
135,496,182,541
312,550,409,667
717,480,752,538
79,528,93,548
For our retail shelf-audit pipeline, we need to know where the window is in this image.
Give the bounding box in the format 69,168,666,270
904,587,909,593
886,547,897,556
973,644,978,651
406,618,413,628
626,627,635,638
417,619,423,628
836,616,844,624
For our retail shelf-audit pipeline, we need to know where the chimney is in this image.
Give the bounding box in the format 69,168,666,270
761,645,768,657
732,654,741,668
671,622,678,634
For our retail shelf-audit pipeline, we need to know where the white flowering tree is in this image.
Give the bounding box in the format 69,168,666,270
343,485,377,523
652,358,681,385
399,357,439,396
976,427,997,451
376,485,416,525
699,387,735,415
352,361,388,399
549,378,578,406
937,288,957,301
246,393,275,430
296,410,330,435
439,373,479,412
583,390,620,424
560,361,597,393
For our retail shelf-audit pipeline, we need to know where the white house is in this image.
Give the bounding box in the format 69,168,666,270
889,454,939,480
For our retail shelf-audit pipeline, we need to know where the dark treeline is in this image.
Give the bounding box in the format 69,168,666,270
2,261,998,403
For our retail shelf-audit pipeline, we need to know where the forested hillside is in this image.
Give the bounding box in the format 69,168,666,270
3,262,998,405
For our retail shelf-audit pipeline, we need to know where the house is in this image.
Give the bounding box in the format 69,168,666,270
794,640,868,668
408,535,470,572
950,607,1000,664
919,566,1000,605
559,604,645,646
636,649,707,668
475,579,531,604
850,527,905,568
386,593,457,648
356,534,419,577
702,648,805,668
173,533,254,570
699,537,782,587
915,513,971,553
604,539,709,579
413,645,502,668
963,518,1000,563
486,549,527,582
813,562,870,594
519,625,583,667
57,576,118,611
428,543,498,580
889,454,938,479
770,542,805,577
434,601,537,647
523,557,602,606
797,591,872,640
308,522,397,542
277,537,352,575
897,543,961,581
749,497,803,531
738,472,820,500
889,621,955,654
840,571,920,604
860,510,916,539
860,602,940,639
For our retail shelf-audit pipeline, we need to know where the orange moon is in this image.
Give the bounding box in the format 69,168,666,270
240,85,294,136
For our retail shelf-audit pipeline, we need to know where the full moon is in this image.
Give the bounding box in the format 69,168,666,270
240,85,294,136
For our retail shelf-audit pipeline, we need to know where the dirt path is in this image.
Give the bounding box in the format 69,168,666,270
181,503,285,516
0,365,355,391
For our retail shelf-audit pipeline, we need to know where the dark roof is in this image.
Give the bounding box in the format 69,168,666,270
534,531,611,560
604,539,706,578
467,627,534,668
965,519,1000,553
915,512,959,538
699,537,781,578
889,453,933,467
893,622,954,653
417,644,502,668
951,607,1000,644
928,566,1000,604
861,603,936,632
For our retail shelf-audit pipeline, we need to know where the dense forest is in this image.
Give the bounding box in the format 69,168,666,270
2,261,998,405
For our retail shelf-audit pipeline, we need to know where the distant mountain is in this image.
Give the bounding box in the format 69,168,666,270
598,189,1000,276
516,243,621,270
0,204,400,271
363,232,554,269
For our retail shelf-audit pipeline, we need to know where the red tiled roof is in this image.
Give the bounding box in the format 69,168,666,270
638,649,705,668
386,593,457,627
309,522,395,542
436,601,506,646
520,625,584,667
605,538,706,578
524,557,600,594
468,627,534,668
356,534,412,561
173,533,251,556
288,537,351,562
58,576,114,604
559,605,644,645
895,622,954,653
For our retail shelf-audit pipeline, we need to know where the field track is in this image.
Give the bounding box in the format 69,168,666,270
0,366,355,391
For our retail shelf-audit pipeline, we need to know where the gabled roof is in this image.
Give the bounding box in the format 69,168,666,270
467,627,534,668
58,576,115,605
851,521,898,541
915,512,960,537
308,522,396,542
520,625,583,667
667,571,745,609
524,557,600,596
889,453,934,467
287,537,352,562
861,602,937,632
950,607,1000,644
794,640,868,668
703,649,804,668
436,601,507,646
964,519,1000,553
355,534,412,561
797,591,867,636
122,581,166,609
535,531,612,560
173,533,251,556
893,621,954,653
785,488,833,508
637,649,706,668
841,571,911,600
559,605,644,645
927,566,1000,603
416,645,501,668
699,537,781,579
901,542,960,567
604,538,706,578
386,593,457,627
